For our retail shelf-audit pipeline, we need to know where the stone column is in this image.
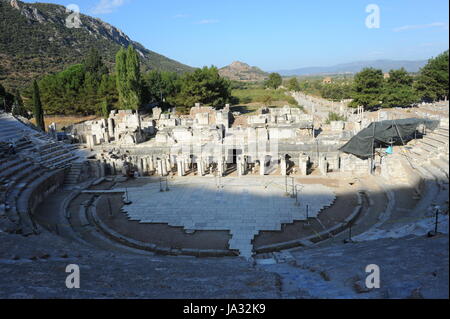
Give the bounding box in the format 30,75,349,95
241,156,247,176
202,160,207,176
108,118,115,138
177,158,184,177
260,156,266,176
299,160,307,176
204,163,209,175
217,158,224,176
162,158,168,176
197,159,202,176
121,163,128,176
237,156,243,176
102,131,109,143
142,157,148,174
206,160,211,175
165,156,171,173
280,156,287,176
86,134,95,149
156,159,163,176
48,122,57,139
223,157,227,175
138,157,144,176
184,156,191,172
319,156,328,176
148,156,154,172
198,158,205,176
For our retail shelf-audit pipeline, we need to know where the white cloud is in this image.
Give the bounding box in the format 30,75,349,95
173,14,190,19
196,19,219,25
91,0,126,15
393,22,448,32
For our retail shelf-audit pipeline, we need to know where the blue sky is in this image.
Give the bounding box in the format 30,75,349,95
23,0,449,70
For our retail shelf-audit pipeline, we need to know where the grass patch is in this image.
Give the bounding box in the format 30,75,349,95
232,88,298,106
30,115,99,131
325,112,347,124
230,88,305,115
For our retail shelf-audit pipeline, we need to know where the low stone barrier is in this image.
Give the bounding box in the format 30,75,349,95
18,169,66,235
89,196,236,257
254,192,365,253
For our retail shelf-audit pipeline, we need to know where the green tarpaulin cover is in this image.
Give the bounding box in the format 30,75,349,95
339,118,440,159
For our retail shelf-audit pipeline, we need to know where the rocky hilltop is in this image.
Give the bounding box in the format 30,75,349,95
0,0,193,89
219,61,268,82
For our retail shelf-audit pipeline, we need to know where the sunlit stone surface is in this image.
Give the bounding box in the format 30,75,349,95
120,177,336,258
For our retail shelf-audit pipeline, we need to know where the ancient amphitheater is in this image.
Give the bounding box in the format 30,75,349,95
0,96,448,299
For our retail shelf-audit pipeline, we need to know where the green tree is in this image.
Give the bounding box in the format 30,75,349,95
84,48,109,79
116,47,128,108
126,45,142,109
0,83,14,112
98,74,119,109
115,46,142,110
35,64,86,115
174,66,231,108
415,50,449,102
321,83,353,101
21,49,117,116
12,90,29,118
32,80,45,131
381,68,419,108
287,77,300,91
350,68,384,110
325,112,347,124
142,70,180,105
261,95,273,106
265,73,282,89
0,83,5,111
83,48,109,97
101,98,110,118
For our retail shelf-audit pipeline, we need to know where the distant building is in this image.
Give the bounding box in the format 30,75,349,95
383,73,390,79
322,77,332,84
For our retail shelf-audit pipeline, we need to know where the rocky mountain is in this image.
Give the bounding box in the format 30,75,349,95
0,0,193,89
219,61,268,82
277,59,428,76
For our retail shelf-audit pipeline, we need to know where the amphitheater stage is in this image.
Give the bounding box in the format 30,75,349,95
77,176,371,258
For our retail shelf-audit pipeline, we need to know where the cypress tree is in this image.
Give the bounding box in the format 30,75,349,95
126,45,142,109
115,47,128,108
12,90,29,118
115,46,142,110
101,98,110,118
32,80,45,131
0,84,6,111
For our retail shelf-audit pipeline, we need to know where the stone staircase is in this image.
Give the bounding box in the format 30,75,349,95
0,155,50,234
0,113,82,234
36,142,79,169
0,113,79,170
406,125,449,183
64,162,84,186
355,123,449,242
259,235,449,298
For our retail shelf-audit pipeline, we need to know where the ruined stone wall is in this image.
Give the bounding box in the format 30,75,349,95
28,169,66,220
190,106,217,124
339,154,371,176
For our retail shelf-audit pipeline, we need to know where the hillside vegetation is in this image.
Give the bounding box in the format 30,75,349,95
0,0,193,90
219,61,268,82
